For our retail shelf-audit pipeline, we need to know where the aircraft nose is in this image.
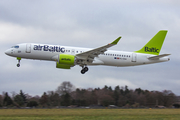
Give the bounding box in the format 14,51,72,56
5,49,10,55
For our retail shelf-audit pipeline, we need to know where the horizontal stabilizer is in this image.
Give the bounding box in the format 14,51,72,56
148,54,171,60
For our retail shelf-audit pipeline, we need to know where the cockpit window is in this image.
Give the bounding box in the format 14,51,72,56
11,46,19,48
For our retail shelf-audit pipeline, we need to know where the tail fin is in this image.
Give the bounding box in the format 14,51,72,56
135,30,168,55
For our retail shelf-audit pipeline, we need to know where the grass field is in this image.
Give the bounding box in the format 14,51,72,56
0,109,180,120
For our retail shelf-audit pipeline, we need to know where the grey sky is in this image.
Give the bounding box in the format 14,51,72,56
0,0,179,96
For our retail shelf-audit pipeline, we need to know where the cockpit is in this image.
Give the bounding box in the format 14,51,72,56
11,45,19,48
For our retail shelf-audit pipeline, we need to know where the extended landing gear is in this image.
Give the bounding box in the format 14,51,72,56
81,66,89,74
17,63,20,67
17,57,21,67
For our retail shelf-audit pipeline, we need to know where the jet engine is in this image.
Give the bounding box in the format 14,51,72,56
54,54,75,69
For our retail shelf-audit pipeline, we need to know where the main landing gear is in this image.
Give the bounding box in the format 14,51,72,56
81,66,89,74
17,57,21,67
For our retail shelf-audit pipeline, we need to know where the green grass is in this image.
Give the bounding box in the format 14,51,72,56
0,109,180,120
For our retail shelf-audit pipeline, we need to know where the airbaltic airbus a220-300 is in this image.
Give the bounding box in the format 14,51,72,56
5,30,170,74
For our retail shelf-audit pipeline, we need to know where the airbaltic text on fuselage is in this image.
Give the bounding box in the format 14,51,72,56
145,47,159,53
33,45,65,53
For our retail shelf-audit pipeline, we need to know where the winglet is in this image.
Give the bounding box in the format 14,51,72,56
111,37,121,45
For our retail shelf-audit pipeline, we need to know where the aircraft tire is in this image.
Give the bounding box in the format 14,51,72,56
81,69,85,74
17,64,20,67
84,67,89,72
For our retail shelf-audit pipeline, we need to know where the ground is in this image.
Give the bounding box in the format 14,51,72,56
0,109,180,120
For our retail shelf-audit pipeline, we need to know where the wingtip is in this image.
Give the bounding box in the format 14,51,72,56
111,37,121,45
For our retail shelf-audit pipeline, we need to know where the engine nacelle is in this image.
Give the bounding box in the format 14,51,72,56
56,63,71,69
56,54,75,69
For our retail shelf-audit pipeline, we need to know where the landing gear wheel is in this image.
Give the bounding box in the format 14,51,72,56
17,57,21,67
81,69,85,74
81,66,89,74
84,67,88,72
17,63,20,67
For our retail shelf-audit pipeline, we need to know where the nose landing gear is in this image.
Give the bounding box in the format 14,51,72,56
81,66,89,74
17,57,21,67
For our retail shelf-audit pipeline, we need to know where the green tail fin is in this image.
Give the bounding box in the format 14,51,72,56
135,30,168,55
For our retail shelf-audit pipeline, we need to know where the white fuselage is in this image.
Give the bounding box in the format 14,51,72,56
5,43,170,67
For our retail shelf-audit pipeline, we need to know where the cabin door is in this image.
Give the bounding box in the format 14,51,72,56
26,44,31,53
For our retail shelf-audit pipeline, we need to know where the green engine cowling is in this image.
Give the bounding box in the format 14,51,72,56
56,54,75,69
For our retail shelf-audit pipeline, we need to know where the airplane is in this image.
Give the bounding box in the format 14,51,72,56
5,30,170,74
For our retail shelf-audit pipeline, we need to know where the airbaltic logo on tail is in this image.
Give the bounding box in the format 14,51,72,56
34,45,65,53
145,47,159,53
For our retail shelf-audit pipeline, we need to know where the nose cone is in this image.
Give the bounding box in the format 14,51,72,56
5,49,11,55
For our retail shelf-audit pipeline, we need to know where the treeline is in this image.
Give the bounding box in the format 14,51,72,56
0,81,179,108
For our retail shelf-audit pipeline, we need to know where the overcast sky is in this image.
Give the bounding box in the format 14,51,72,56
0,0,180,96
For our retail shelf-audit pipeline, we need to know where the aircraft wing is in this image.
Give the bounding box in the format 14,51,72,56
76,37,121,64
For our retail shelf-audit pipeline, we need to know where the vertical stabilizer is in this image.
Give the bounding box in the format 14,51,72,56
135,30,167,55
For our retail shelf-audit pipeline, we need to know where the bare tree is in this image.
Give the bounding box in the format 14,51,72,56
11,91,17,100
56,81,75,95
158,90,176,107
95,87,114,106
39,92,49,107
